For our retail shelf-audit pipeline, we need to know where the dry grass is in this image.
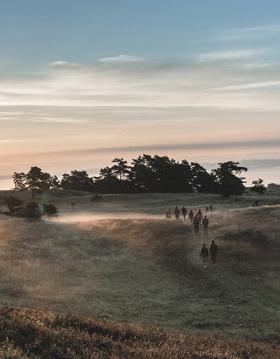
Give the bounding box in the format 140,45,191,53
0,192,279,347
0,305,279,359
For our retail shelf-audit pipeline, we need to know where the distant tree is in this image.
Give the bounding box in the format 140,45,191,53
111,158,130,181
129,155,194,193
190,162,219,193
4,196,24,214
13,167,58,198
12,172,27,191
251,178,266,194
129,155,156,192
213,161,247,196
60,170,94,192
94,164,134,194
50,175,60,190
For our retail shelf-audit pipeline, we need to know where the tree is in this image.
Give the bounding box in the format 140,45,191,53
25,167,54,199
60,170,94,192
111,158,130,181
12,172,27,191
213,161,247,196
13,167,59,198
129,155,156,192
190,162,219,193
251,178,266,194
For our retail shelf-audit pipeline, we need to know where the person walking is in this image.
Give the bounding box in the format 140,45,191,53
174,206,180,220
182,206,187,221
165,209,171,219
210,240,218,264
197,209,203,223
189,210,194,223
202,215,209,233
200,243,209,269
193,215,200,233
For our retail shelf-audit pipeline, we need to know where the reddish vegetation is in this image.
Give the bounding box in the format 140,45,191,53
0,306,278,358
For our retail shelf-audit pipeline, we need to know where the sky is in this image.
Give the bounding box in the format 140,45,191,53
1,0,280,188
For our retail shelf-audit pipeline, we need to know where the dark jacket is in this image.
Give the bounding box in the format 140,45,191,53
210,243,218,256
200,247,209,258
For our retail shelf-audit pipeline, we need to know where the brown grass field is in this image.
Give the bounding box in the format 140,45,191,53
0,305,279,359
0,192,279,357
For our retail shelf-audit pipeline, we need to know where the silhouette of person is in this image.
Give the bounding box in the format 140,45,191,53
166,209,171,219
210,240,218,264
189,210,194,223
174,206,180,220
202,216,209,233
197,209,203,223
193,215,200,233
182,206,187,221
200,243,209,269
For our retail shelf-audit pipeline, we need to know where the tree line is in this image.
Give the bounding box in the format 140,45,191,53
11,155,261,197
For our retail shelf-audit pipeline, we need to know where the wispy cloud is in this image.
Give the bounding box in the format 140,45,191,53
214,80,280,91
215,24,280,41
97,55,147,64
197,49,265,62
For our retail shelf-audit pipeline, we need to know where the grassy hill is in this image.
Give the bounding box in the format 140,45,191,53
0,192,279,352
0,305,279,359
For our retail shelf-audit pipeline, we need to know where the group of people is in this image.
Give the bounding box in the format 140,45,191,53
166,206,211,234
165,205,219,269
200,240,218,269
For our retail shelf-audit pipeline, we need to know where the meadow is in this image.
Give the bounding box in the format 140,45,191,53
0,191,279,357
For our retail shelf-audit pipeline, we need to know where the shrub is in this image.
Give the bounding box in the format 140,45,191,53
4,196,24,214
43,203,59,216
90,195,103,202
23,201,42,219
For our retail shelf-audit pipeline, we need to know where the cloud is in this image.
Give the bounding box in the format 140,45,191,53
97,54,147,64
214,81,280,91
48,61,81,68
197,49,264,62
27,137,280,157
215,24,280,41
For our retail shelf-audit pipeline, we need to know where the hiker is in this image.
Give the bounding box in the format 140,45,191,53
200,243,209,269
202,216,209,233
174,206,180,220
182,206,187,221
205,206,209,212
166,209,171,219
241,351,249,359
71,201,76,208
210,240,218,264
189,210,194,223
193,215,200,233
209,205,213,212
197,209,203,223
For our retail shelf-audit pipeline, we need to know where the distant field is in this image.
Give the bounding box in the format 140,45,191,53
0,191,279,343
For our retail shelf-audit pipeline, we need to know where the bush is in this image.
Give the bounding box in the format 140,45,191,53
43,203,59,216
90,195,103,202
23,201,42,219
4,196,24,214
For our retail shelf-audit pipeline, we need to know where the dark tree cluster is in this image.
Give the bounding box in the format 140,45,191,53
12,156,250,197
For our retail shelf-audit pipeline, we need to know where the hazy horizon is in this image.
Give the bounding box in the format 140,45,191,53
1,1,280,188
